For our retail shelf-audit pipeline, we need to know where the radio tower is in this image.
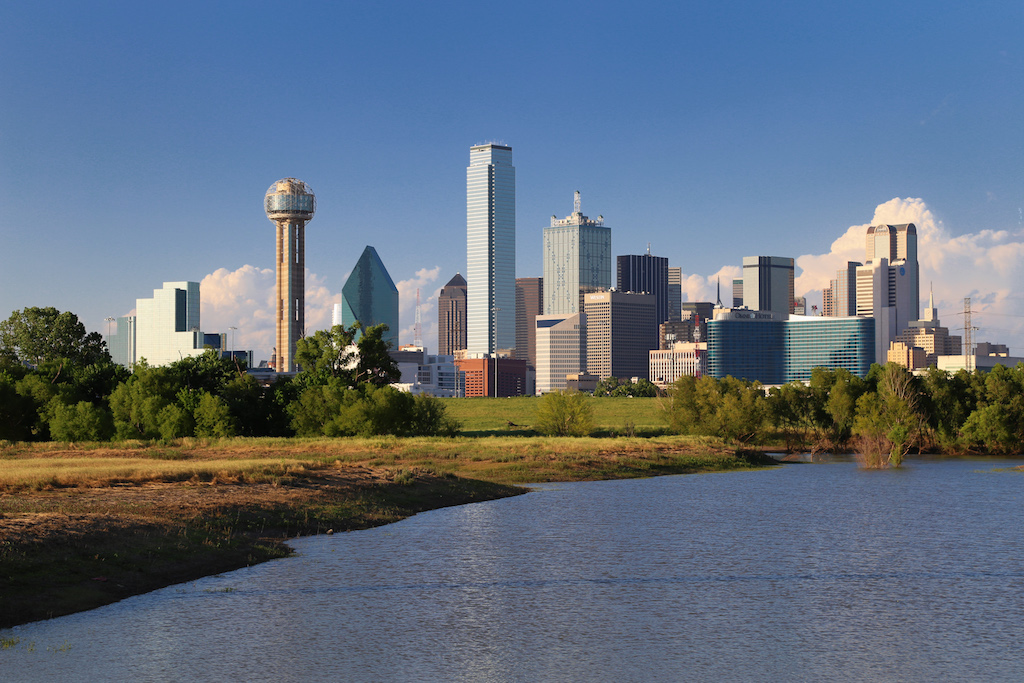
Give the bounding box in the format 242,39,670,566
963,297,978,373
414,288,423,348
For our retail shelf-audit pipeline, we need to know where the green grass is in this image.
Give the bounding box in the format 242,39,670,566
441,396,668,436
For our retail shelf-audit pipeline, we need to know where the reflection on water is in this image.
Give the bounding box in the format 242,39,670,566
4,459,1024,682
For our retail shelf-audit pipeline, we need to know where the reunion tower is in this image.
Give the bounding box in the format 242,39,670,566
265,178,316,372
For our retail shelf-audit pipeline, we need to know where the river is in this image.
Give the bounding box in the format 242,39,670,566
3,457,1024,681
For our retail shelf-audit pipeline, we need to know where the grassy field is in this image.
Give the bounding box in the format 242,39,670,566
441,396,668,435
0,433,753,490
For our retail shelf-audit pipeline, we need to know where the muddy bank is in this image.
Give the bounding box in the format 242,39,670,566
0,467,522,629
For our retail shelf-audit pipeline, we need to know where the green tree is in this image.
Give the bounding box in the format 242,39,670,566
534,390,593,437
294,325,358,382
194,392,236,438
665,375,765,444
854,363,922,467
290,381,457,437
0,371,36,441
48,399,113,441
354,324,401,386
0,307,109,366
593,377,621,397
109,362,179,439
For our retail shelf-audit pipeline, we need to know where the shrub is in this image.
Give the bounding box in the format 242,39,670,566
534,390,593,437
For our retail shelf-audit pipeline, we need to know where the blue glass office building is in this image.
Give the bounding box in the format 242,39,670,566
707,312,874,384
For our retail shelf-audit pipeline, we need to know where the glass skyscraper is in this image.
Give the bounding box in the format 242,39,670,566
617,252,669,325
466,143,515,355
706,311,874,384
543,192,611,315
341,245,399,348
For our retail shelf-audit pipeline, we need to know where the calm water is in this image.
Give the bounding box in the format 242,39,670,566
4,458,1024,682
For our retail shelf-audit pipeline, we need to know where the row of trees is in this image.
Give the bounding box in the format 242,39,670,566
664,363,1024,463
0,307,457,442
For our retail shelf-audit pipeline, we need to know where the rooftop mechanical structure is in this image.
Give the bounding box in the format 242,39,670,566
265,178,316,372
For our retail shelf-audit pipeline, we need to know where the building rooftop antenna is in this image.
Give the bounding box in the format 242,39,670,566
574,190,581,214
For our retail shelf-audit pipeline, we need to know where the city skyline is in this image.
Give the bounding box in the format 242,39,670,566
3,4,1023,362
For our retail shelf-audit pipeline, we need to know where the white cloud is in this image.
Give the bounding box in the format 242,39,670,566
793,197,1024,350
395,266,442,349
199,265,340,363
679,265,741,303
678,197,1024,351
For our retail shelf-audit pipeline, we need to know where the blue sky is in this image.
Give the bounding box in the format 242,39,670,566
2,2,1022,359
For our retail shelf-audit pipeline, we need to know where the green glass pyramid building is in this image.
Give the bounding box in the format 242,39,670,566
341,246,399,348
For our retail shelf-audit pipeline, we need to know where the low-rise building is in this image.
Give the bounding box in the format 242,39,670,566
650,342,707,388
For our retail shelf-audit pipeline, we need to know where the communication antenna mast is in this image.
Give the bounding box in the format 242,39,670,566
574,190,581,214
414,288,423,348
962,297,978,373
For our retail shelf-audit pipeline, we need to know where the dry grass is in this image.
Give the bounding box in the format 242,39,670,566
0,434,760,489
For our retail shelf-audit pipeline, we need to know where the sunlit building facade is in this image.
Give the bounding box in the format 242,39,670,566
467,143,515,355
543,192,611,315
742,256,794,315
109,281,207,367
535,313,586,394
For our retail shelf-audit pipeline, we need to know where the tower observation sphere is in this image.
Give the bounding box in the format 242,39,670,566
266,178,316,373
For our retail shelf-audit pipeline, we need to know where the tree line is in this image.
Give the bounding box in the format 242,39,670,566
664,362,1024,464
0,307,457,442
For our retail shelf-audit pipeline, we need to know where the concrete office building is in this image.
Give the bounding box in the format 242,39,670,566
650,342,707,388
543,192,611,316
109,281,207,367
824,262,861,318
660,316,696,349
535,313,586,394
437,273,468,356
584,291,657,380
617,252,669,325
679,302,715,342
455,355,526,397
265,178,315,373
854,224,919,363
866,223,919,323
706,309,874,385
668,267,682,322
515,276,543,367
742,256,794,315
391,346,463,398
466,143,515,355
732,279,744,308
340,246,400,348
890,289,961,368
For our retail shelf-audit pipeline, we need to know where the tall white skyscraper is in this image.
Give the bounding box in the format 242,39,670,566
467,143,515,355
543,191,611,315
855,223,920,363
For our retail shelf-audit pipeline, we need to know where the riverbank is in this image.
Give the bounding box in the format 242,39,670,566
0,436,775,628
